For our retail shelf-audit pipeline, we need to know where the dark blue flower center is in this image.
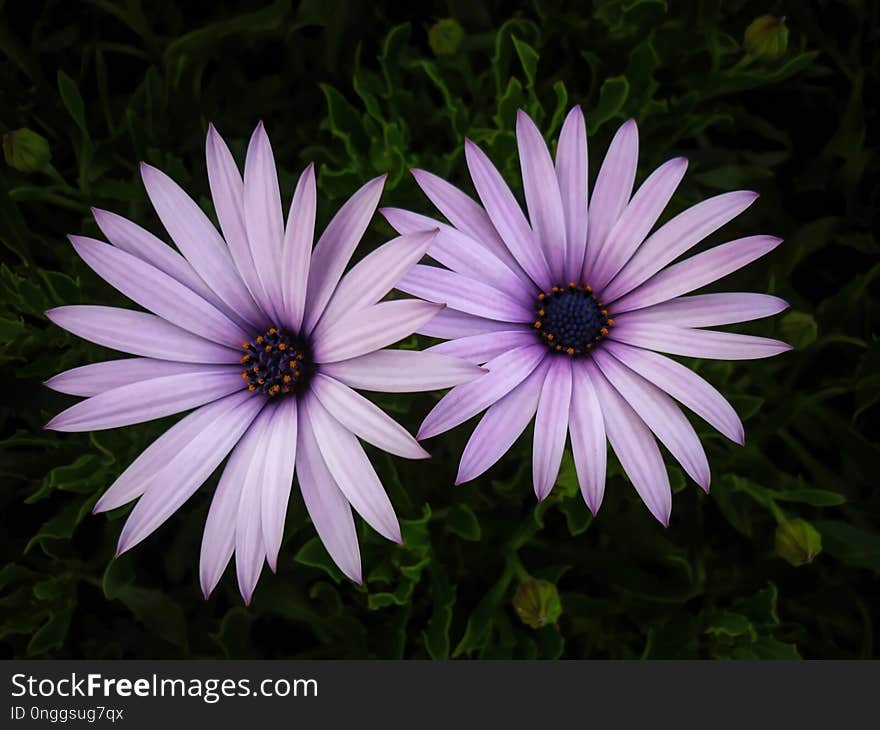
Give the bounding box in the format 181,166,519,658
534,283,613,356
241,327,311,397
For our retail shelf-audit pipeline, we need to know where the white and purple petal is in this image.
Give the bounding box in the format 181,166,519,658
70,236,249,345
319,230,437,329
586,361,671,526
116,392,263,555
555,106,589,279
311,300,442,364
397,265,534,322
140,162,264,326
593,348,711,490
410,167,526,278
304,394,401,543
582,119,638,281
304,175,386,333
310,373,428,459
46,370,246,432
457,359,550,484
426,329,534,365
610,235,783,313
320,349,484,393
517,109,568,282
617,293,789,328
296,406,362,583
609,322,792,360
419,344,547,439
601,190,759,302
45,306,240,363
464,139,552,290
568,364,606,514
44,358,234,397
532,356,572,500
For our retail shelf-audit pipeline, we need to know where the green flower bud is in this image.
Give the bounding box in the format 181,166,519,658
743,15,789,62
513,578,562,629
3,128,52,173
429,19,464,57
775,518,822,567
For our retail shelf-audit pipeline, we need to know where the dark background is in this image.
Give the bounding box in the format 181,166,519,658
0,0,877,659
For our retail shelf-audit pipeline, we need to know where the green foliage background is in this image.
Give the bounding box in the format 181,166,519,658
1,0,878,659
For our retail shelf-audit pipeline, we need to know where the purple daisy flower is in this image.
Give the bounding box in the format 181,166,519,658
382,107,792,525
44,123,482,603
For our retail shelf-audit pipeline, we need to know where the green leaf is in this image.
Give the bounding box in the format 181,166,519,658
588,75,629,133
422,565,456,660
728,394,764,421
511,36,539,89
453,565,514,657
705,611,755,639
778,311,818,349
773,489,845,507
294,537,345,583
814,521,880,571
446,503,481,541
27,607,74,656
0,316,25,343
57,71,89,139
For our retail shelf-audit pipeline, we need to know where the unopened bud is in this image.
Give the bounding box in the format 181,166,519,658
775,518,822,566
513,578,562,629
3,128,51,173
744,15,789,62
429,19,464,57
